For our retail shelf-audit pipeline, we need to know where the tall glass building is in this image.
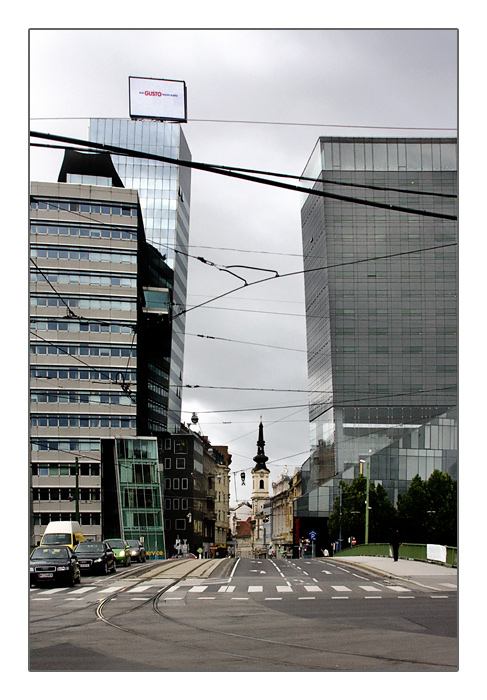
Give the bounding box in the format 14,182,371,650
89,120,192,432
296,137,458,520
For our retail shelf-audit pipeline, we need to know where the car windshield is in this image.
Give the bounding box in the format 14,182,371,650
42,533,71,545
31,547,70,560
105,540,124,548
127,540,140,547
76,543,105,553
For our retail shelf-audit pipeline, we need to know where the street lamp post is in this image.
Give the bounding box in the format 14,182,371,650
365,460,370,545
360,459,370,545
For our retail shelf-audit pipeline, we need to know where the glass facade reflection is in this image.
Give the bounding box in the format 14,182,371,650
90,119,192,431
298,138,458,515
101,437,165,558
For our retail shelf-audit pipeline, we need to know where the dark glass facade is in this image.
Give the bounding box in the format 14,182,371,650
89,120,192,431
297,138,458,516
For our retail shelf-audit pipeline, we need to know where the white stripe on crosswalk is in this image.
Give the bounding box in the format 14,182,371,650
248,586,263,593
189,585,207,593
99,586,125,594
276,585,293,593
386,586,411,592
304,585,322,592
359,585,382,592
331,585,351,592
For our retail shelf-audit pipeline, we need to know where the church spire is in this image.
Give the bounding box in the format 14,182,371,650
252,419,270,472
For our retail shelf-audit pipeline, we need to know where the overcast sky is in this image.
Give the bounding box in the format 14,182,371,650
28,29,458,505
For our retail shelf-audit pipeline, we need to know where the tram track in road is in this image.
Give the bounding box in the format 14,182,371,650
94,557,456,671
30,558,214,633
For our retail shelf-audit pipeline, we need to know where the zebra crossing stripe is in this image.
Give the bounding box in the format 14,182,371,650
359,585,382,592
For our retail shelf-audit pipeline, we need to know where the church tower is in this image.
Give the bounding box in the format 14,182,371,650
251,419,270,518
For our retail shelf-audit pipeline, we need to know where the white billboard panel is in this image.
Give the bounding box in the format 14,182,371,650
129,76,187,122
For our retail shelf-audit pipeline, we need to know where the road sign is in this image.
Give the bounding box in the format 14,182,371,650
309,530,317,541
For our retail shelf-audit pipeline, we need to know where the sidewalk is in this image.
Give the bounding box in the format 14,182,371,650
332,555,457,589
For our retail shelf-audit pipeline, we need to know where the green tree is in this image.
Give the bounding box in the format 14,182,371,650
397,470,457,546
328,475,396,546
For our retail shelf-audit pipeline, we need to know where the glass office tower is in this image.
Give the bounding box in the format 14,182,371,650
297,137,458,517
90,119,192,431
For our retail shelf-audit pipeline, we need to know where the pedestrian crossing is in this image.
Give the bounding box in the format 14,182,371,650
30,577,456,605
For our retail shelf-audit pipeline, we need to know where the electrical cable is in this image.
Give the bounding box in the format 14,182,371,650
173,241,457,319
31,142,457,199
30,131,457,221
30,115,457,131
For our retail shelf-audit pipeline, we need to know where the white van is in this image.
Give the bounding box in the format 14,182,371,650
40,521,85,550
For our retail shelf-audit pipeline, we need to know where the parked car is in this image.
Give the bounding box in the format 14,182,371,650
104,539,131,567
74,541,117,575
30,546,81,587
127,540,146,563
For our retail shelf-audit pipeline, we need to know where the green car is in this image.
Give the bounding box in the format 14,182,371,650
104,539,131,567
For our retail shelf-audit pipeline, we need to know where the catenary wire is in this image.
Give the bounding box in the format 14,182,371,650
31,142,456,199
30,132,457,221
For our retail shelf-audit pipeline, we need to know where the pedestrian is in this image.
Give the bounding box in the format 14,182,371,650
390,529,401,561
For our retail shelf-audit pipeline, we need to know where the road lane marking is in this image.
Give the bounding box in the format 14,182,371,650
248,586,263,592
189,585,208,593
265,597,282,600
386,586,411,592
332,596,349,599
276,585,293,593
218,585,235,593
365,596,382,599
359,585,382,592
231,597,249,600
331,585,351,592
298,597,315,600
99,586,125,594
198,597,216,600
304,585,322,592
67,587,97,594
430,595,449,599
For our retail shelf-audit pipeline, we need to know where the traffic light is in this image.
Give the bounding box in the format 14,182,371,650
241,471,245,485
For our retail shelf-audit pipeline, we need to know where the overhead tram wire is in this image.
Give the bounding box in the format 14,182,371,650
31,142,456,200
30,132,457,221
30,115,457,131
171,241,457,319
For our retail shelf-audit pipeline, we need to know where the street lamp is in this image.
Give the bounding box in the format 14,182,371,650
360,459,371,545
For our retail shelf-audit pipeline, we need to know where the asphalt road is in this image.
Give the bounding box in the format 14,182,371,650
29,557,457,671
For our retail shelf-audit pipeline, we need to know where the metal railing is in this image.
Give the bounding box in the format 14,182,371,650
334,542,457,567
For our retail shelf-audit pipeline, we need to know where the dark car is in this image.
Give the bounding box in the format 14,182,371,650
30,546,81,587
104,539,131,567
127,540,146,563
74,541,117,575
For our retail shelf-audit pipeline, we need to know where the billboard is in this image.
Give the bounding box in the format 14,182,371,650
129,76,187,122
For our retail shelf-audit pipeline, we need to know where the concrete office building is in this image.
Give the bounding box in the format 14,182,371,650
295,137,458,524
89,119,192,432
29,148,175,548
